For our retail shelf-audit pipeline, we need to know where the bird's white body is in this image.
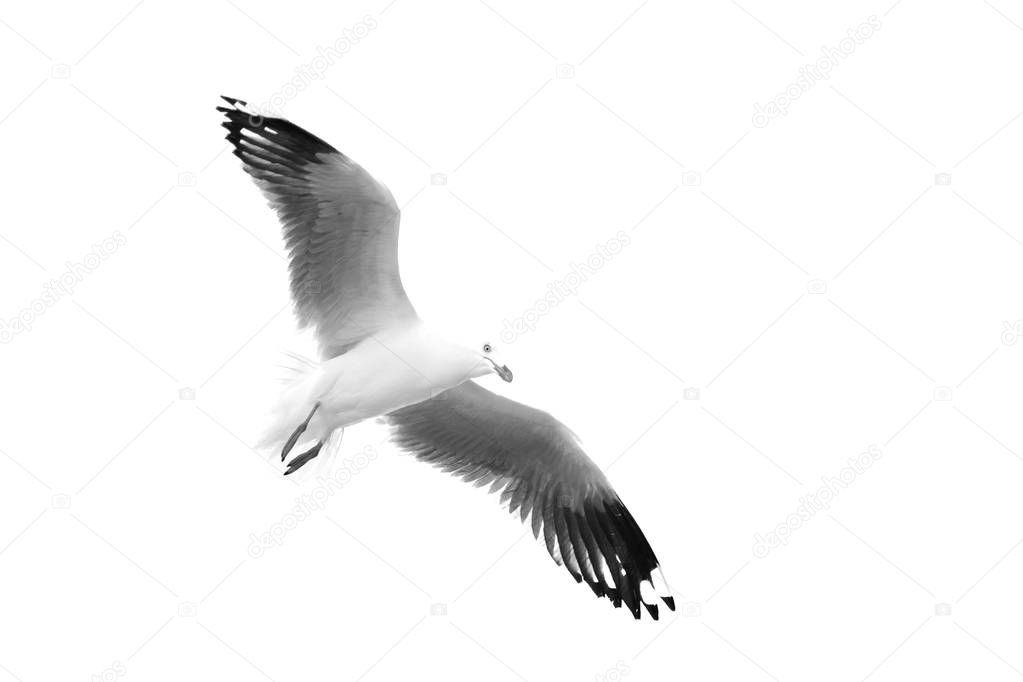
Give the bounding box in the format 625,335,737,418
259,322,488,451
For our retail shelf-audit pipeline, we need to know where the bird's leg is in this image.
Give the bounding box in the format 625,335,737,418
281,402,321,462
282,427,344,476
284,441,323,476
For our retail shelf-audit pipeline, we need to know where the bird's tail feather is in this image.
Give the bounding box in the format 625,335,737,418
256,351,326,461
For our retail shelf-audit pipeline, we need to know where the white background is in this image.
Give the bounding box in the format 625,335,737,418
1,1,1022,680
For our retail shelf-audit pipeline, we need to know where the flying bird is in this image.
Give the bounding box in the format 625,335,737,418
218,96,675,619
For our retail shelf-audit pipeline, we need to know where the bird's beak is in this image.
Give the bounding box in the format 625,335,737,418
488,358,514,382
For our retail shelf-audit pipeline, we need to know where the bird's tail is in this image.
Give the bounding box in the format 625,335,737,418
255,351,327,461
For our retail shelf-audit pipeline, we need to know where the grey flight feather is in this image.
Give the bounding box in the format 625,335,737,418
218,96,417,356
386,381,675,619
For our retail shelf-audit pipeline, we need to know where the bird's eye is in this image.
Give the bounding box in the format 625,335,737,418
482,343,492,354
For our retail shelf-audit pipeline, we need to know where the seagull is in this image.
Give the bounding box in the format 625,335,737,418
218,96,675,619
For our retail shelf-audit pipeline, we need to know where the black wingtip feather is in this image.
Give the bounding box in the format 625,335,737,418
547,495,671,620
216,96,339,171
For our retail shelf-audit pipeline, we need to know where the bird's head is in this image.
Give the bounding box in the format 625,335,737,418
475,341,513,383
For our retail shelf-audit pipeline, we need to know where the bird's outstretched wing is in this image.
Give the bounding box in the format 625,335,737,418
386,381,675,619
218,96,417,356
